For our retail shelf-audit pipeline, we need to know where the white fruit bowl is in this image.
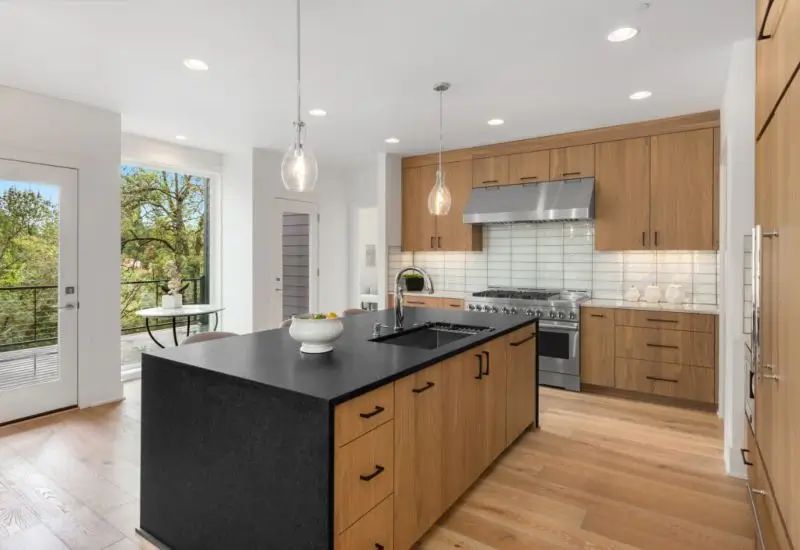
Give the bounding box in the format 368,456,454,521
289,315,344,354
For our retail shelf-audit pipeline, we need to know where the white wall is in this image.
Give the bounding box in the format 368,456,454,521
720,37,756,478
122,134,223,173
0,86,122,408
377,153,402,308
347,164,378,307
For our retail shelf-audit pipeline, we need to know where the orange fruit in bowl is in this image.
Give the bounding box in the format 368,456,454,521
326,312,338,319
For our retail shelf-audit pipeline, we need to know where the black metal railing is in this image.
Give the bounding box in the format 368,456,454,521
0,276,206,352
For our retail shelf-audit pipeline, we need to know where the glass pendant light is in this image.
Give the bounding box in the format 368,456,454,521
281,0,318,192
428,82,452,216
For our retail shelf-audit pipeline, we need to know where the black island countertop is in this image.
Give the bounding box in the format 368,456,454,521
144,307,535,404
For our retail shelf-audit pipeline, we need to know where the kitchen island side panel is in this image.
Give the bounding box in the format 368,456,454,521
140,355,332,550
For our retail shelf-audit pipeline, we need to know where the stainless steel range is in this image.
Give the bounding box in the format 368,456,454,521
465,288,590,391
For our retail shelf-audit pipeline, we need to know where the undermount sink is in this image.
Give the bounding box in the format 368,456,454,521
371,323,493,350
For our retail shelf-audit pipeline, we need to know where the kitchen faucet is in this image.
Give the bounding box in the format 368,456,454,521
394,266,434,330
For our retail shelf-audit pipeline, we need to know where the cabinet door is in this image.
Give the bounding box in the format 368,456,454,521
480,337,507,466
505,327,537,446
508,151,550,184
394,364,443,550
472,156,509,187
580,308,615,387
437,160,482,251
402,166,437,251
594,138,651,250
550,144,595,180
442,350,485,510
650,129,714,250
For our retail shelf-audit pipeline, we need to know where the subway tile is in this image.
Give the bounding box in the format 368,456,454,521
659,273,693,285
593,289,625,300
694,273,717,285
593,251,624,263
655,263,693,274
593,280,625,291
594,263,624,273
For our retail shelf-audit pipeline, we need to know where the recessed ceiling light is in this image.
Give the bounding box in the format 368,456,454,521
183,58,209,71
175,135,187,141
629,90,652,100
309,108,327,117
607,27,639,42
385,137,400,144
488,119,504,126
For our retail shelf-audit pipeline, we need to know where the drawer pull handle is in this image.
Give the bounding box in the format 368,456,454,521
412,381,435,394
482,350,491,375
520,176,539,180
562,171,581,176
646,318,679,323
376,545,385,550
449,304,461,308
360,465,385,482
646,376,678,383
510,334,536,346
646,343,679,349
741,448,754,466
482,179,499,184
406,301,425,305
590,313,605,318
430,236,435,248
359,406,385,419
475,354,483,380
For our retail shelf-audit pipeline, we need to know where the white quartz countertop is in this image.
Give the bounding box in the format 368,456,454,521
582,299,719,315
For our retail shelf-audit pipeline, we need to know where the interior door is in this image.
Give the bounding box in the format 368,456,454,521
0,158,78,423
268,199,318,328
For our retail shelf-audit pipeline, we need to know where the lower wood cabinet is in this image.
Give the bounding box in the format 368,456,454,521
402,296,443,308
580,307,615,387
394,364,444,550
614,358,715,403
335,495,394,550
505,326,537,446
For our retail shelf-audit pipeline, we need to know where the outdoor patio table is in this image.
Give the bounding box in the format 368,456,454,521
135,305,225,348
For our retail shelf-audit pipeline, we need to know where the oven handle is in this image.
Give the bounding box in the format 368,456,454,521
539,321,580,332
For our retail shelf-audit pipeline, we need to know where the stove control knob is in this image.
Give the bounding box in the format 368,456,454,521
477,305,486,311
569,311,576,320
501,306,510,314
491,306,499,313
524,308,534,316
468,304,475,311
558,311,565,320
549,311,556,319
535,309,542,317
510,307,518,314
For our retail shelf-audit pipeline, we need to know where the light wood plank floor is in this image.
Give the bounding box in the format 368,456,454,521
0,383,753,549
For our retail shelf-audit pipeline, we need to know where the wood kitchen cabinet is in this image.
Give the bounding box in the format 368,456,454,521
508,150,550,185
472,155,509,187
650,129,715,250
394,363,443,550
550,144,595,180
580,307,615,387
505,326,537,446
480,337,508,466
594,138,651,250
437,160,483,251
402,161,481,251
401,165,437,251
442,351,485,510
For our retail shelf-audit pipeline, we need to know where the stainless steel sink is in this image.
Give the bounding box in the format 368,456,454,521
371,323,492,350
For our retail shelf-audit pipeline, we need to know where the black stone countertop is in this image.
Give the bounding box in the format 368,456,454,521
144,308,535,404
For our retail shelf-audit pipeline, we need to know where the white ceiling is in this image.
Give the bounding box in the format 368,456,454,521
0,0,753,168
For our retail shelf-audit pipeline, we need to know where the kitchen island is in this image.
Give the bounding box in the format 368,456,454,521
138,308,538,550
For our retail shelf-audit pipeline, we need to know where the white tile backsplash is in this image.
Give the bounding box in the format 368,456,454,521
389,221,719,305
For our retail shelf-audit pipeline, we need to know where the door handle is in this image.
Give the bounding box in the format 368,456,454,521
562,171,581,177
740,448,754,466
55,303,77,310
646,376,678,383
646,343,679,349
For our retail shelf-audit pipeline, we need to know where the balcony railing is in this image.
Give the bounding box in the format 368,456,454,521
0,276,206,352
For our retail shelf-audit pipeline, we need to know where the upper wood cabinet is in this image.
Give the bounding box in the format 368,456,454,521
650,129,715,250
438,160,482,251
594,138,651,250
508,151,550,185
472,155,509,187
550,144,595,180
394,363,443,550
401,165,437,251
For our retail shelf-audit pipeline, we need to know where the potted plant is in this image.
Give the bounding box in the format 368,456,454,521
161,260,187,308
403,272,425,292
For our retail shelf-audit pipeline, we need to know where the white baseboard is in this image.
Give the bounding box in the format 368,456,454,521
81,396,124,409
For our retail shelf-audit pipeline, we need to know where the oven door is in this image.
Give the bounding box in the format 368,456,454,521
538,320,580,391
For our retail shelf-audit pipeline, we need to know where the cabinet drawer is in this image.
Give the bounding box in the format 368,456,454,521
334,495,393,550
334,421,394,533
748,432,793,550
614,309,715,333
335,383,394,447
615,326,715,368
442,298,464,310
614,358,715,403
403,296,443,308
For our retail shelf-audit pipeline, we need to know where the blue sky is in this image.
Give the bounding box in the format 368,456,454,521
0,180,60,204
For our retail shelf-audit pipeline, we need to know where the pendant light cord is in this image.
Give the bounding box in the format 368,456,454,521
438,89,443,180
296,0,303,143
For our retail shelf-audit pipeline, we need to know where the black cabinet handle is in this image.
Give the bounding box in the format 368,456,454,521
646,318,678,324
437,236,441,248
375,545,385,550
562,171,581,176
654,231,659,247
360,465,385,482
510,334,536,346
646,343,679,349
482,179,499,184
642,231,646,247
590,313,605,318
412,381,435,394
646,376,678,383
430,236,434,248
359,406,385,419
741,448,754,466
406,301,425,305
474,354,483,380
481,350,490,375
520,176,538,180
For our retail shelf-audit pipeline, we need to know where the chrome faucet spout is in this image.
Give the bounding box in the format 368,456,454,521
394,266,434,330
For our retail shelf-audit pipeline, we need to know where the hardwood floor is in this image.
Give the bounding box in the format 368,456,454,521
0,383,752,549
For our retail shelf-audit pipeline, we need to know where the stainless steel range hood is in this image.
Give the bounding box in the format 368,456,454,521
462,178,595,225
